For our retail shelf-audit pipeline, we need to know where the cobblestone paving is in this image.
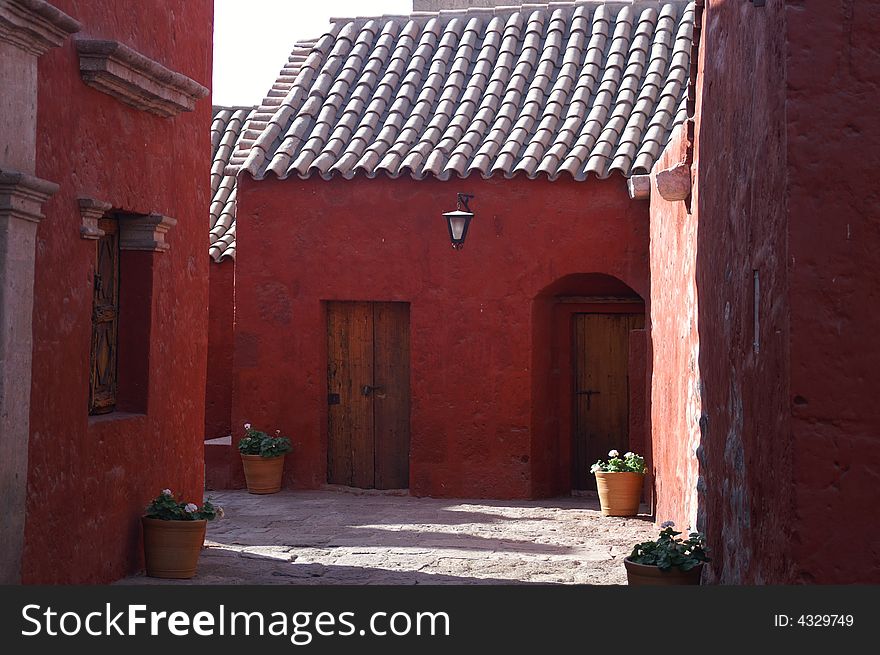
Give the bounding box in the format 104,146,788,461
123,490,657,585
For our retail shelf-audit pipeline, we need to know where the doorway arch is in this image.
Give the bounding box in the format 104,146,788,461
530,273,648,498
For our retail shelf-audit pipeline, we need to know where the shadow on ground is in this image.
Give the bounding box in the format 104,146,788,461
122,490,656,585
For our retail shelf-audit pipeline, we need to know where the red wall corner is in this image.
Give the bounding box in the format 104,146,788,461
205,259,235,440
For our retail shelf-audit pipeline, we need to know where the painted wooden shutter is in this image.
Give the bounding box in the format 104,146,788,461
89,219,119,414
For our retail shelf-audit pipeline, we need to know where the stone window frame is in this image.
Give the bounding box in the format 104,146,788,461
79,197,176,250
80,198,176,419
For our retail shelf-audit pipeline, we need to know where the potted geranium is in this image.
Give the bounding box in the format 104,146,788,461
142,489,222,579
590,450,646,516
624,521,710,585
238,422,292,494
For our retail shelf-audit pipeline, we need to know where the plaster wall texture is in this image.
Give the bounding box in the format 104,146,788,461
205,259,234,440
647,124,700,533
231,175,649,499
690,0,791,584
681,0,880,585
22,0,213,583
785,0,880,583
649,0,793,584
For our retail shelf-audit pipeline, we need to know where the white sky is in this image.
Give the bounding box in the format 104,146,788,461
213,0,413,107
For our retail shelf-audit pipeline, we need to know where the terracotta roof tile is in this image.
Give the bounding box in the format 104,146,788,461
210,105,256,261
229,1,694,182
209,29,338,262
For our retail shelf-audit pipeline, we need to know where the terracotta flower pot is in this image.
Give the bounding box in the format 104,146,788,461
594,471,644,516
241,453,285,494
142,517,207,579
624,558,704,585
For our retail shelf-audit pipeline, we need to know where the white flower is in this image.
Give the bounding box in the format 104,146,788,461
590,464,601,474
244,423,252,430
608,449,619,458
217,506,225,519
161,489,172,497
661,520,675,529
184,503,198,513
624,452,634,458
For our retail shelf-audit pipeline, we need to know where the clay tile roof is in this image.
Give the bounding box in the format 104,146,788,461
210,105,256,261
208,35,324,261
228,0,695,182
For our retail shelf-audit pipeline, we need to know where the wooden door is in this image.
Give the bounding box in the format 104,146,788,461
327,302,410,489
89,218,119,415
572,313,645,490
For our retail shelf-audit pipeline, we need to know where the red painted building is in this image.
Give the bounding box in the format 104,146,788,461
233,175,651,498
217,2,695,498
213,0,880,585
645,0,880,584
3,0,873,588
0,0,212,583
204,106,253,489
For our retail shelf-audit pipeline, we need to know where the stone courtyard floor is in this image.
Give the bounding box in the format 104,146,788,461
123,489,657,585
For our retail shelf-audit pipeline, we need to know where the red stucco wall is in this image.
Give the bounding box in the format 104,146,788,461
650,0,880,585
205,259,234,440
651,0,793,584
23,0,213,583
692,0,793,584
232,175,649,499
647,124,701,532
785,0,880,583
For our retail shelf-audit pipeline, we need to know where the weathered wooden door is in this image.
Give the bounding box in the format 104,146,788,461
327,302,410,489
89,218,119,415
572,313,645,490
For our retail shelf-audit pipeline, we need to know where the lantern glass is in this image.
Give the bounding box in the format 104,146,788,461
449,214,467,240
443,209,473,248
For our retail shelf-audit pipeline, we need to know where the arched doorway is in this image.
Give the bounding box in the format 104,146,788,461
530,274,648,497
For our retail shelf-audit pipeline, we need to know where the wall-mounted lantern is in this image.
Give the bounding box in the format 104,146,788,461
443,193,475,250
